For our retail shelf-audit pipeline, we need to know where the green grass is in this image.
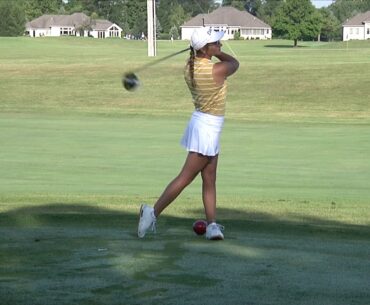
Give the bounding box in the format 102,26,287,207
0,37,369,305
1,37,370,121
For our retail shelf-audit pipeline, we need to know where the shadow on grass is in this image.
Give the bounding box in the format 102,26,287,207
216,207,370,240
1,203,370,305
2,203,369,240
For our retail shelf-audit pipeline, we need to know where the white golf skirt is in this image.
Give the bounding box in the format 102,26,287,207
181,111,225,156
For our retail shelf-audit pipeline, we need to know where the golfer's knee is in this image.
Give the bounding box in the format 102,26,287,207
201,170,216,184
176,174,194,188
202,178,216,190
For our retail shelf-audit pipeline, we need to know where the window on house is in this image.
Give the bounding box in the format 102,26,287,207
367,28,370,34
252,29,262,35
109,29,119,37
60,27,73,35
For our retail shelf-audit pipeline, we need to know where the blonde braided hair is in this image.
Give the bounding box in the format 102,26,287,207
188,46,196,87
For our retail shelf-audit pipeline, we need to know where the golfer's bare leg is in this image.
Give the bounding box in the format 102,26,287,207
201,155,218,223
153,152,209,217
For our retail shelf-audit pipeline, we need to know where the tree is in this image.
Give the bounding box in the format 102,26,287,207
0,1,26,36
224,1,245,11
178,0,215,16
168,4,190,35
103,0,126,28
24,0,63,20
222,0,262,15
318,7,341,41
273,0,321,47
244,0,262,16
157,0,178,34
329,0,370,23
64,0,85,14
256,0,285,25
169,25,179,39
123,0,147,37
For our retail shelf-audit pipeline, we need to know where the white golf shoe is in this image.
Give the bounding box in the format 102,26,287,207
138,204,156,238
206,222,224,240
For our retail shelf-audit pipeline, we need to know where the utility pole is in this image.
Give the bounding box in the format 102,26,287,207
147,0,157,57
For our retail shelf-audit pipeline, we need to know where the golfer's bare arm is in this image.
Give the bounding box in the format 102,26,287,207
213,52,239,85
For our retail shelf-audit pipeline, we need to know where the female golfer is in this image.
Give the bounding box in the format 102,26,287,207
138,27,239,240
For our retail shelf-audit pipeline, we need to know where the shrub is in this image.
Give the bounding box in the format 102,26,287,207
158,33,170,40
233,31,241,40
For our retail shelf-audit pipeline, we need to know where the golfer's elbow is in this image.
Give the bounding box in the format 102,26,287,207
234,59,240,72
229,59,239,76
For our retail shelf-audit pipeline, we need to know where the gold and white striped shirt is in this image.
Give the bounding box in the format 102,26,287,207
184,57,227,116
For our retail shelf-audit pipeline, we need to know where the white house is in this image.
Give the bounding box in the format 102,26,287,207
26,12,122,39
342,11,370,41
181,6,272,41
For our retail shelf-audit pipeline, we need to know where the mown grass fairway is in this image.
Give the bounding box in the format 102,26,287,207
0,37,370,305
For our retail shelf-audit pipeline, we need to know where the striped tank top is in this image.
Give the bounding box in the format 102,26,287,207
184,57,227,116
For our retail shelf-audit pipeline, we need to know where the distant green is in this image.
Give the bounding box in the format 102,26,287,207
1,37,369,121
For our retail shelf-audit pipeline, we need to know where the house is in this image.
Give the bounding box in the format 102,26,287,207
26,12,122,39
181,6,271,41
342,11,370,41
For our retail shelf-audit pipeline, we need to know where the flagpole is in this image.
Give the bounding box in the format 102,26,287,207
147,0,157,57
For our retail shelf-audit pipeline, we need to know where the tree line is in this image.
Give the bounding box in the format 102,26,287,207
1,0,370,43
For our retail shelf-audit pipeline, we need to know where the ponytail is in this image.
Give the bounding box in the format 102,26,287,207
188,46,196,87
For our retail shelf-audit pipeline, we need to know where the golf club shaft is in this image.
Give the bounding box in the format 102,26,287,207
135,47,190,73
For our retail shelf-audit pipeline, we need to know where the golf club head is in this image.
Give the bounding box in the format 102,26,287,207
122,72,140,91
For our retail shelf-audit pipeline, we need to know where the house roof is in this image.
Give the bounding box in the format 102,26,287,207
342,11,370,26
93,19,115,31
182,6,271,29
26,13,90,28
26,13,120,31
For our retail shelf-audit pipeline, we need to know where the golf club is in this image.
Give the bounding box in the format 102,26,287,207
122,47,190,91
